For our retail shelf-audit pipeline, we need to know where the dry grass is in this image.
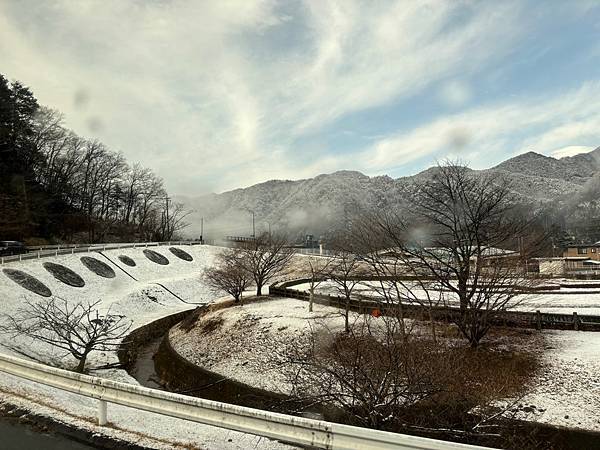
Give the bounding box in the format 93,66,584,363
196,316,225,335
392,326,544,434
178,307,209,331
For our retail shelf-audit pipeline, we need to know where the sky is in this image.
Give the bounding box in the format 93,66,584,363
1,0,600,195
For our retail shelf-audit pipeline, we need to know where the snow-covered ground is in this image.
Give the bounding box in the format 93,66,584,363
514,330,600,432
294,280,600,315
169,297,359,394
0,245,215,365
170,295,600,434
0,245,293,449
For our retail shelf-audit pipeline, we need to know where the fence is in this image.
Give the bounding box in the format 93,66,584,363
293,247,334,256
566,269,600,279
0,241,335,265
0,240,203,265
270,280,600,332
0,352,490,450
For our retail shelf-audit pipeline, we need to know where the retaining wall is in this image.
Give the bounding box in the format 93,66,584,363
154,324,288,411
270,282,600,332
117,308,196,370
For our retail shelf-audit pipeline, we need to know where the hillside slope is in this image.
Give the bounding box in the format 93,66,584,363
178,147,600,238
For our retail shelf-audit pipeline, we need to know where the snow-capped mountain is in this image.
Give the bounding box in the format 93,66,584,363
178,147,600,239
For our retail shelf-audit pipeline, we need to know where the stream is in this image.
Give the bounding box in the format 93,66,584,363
129,332,291,412
127,336,163,389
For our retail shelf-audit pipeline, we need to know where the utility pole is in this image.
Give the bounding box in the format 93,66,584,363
252,211,255,238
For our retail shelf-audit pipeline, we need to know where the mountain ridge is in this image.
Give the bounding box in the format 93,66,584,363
177,147,600,238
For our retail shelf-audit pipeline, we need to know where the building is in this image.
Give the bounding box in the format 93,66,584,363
538,257,587,276
537,256,600,276
374,245,519,268
563,242,600,261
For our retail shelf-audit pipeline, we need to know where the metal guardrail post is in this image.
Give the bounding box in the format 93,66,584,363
98,400,108,425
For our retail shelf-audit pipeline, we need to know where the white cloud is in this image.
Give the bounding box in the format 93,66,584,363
551,146,595,159
0,0,530,193
0,0,597,194
280,0,524,135
354,82,600,172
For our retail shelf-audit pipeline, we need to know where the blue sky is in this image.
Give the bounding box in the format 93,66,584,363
1,0,599,194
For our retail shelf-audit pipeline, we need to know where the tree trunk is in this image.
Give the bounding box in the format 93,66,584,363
345,297,350,333
396,301,407,341
75,354,88,373
309,287,314,312
256,284,262,296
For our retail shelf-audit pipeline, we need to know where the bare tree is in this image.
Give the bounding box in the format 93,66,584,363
344,226,445,342
157,199,191,241
135,173,166,240
273,316,443,429
304,255,334,312
203,249,253,302
364,162,540,347
327,240,368,332
240,232,295,296
353,248,416,342
1,298,131,373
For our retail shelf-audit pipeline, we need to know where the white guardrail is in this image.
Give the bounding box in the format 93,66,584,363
0,240,203,265
0,353,492,450
0,241,335,265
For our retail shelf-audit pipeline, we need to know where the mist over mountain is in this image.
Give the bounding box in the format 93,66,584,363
178,147,600,240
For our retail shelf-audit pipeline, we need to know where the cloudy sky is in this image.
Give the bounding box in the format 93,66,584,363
1,1,599,195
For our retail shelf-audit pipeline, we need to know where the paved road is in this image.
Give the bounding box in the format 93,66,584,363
0,416,97,450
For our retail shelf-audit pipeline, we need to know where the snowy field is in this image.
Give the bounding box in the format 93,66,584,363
171,295,600,434
0,245,293,450
516,330,600,432
293,280,600,315
169,297,360,394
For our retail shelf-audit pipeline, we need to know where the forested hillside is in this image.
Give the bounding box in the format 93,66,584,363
181,150,600,247
0,74,188,244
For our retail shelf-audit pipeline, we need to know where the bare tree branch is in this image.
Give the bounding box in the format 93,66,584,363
0,297,131,372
